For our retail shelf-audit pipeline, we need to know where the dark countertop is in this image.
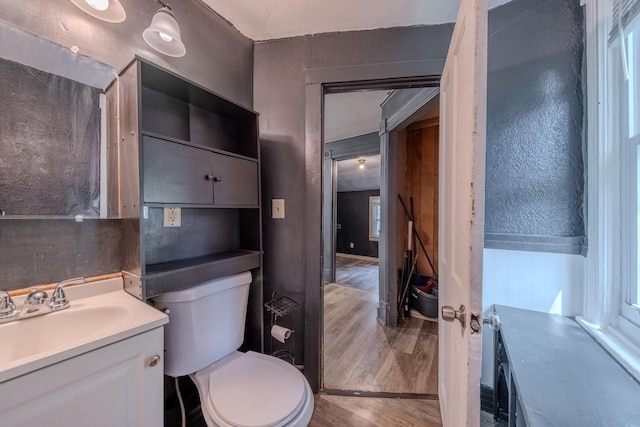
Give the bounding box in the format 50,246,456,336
495,305,640,427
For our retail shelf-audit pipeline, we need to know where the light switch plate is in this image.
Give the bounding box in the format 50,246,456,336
272,199,285,219
163,207,181,227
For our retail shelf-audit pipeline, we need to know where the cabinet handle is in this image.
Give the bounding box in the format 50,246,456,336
205,174,214,181
213,176,222,183
147,355,161,367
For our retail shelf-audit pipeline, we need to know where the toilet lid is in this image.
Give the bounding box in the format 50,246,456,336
206,352,306,427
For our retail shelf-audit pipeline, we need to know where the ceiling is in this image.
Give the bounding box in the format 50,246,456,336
324,90,390,143
337,155,381,192
202,0,513,41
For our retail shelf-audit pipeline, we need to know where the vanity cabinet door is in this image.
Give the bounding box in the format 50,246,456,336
143,135,214,204
0,328,164,427
211,152,259,207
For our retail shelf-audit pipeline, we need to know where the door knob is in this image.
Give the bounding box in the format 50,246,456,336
483,312,501,331
147,355,161,367
441,304,466,330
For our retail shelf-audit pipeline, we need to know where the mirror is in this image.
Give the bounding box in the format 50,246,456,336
0,20,116,218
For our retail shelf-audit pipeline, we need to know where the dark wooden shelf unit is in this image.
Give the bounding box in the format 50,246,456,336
144,250,261,298
139,61,258,160
107,58,263,352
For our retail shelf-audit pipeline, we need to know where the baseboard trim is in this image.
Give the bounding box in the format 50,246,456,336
484,233,586,255
336,253,379,262
322,388,438,400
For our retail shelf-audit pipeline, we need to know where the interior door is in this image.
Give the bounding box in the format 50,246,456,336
438,0,487,425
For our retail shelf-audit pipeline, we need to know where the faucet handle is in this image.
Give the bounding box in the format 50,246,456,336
0,291,17,320
25,288,48,305
49,277,84,310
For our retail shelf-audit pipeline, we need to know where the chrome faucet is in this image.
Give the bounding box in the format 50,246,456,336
49,277,84,310
0,277,85,323
21,288,49,317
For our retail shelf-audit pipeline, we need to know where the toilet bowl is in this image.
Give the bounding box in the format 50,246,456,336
153,272,314,427
192,351,314,427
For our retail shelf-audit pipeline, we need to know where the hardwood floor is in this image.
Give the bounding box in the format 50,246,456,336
323,283,438,394
334,255,379,294
309,394,442,427
164,377,444,427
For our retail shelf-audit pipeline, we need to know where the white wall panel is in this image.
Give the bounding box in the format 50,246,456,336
481,248,585,384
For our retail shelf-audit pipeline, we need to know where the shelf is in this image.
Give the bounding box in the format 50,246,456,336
143,203,259,209
138,58,257,119
144,250,261,298
265,296,299,318
140,131,259,162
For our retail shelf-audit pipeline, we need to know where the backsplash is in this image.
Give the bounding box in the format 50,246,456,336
0,219,121,291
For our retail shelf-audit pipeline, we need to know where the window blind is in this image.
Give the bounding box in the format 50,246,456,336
610,0,640,40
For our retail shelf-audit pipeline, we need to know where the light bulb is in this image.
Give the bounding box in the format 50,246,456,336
359,164,365,169
85,0,109,11
159,32,173,43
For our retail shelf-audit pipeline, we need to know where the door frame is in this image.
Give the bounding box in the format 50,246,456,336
378,87,440,327
322,133,381,285
307,78,441,392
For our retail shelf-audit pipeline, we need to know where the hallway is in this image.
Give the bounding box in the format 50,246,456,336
323,256,438,395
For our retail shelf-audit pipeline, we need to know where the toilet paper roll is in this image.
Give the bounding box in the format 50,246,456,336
271,325,293,343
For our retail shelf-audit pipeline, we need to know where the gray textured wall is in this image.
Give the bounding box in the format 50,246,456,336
485,0,585,250
0,219,122,289
0,0,253,291
254,24,454,370
336,190,380,258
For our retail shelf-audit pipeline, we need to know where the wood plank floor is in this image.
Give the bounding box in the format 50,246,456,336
309,394,442,427
323,282,438,394
334,255,379,294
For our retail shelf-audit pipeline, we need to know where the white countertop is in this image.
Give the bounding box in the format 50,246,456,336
0,278,168,383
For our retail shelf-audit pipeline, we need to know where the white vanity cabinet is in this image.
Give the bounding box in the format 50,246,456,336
0,327,164,427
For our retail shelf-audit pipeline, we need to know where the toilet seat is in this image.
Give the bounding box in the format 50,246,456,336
192,351,313,427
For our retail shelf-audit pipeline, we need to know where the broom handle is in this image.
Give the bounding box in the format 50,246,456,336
398,195,437,279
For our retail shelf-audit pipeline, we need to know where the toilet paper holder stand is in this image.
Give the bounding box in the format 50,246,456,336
265,294,299,363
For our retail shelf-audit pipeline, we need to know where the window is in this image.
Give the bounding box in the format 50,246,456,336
369,196,381,241
619,13,640,329
581,0,640,381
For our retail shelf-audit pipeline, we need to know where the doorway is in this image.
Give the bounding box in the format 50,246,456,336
321,87,441,396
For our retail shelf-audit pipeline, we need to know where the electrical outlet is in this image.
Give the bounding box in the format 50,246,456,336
349,242,354,249
163,207,181,227
272,199,285,219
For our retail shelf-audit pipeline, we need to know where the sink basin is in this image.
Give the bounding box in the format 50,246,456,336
0,305,128,366
0,279,167,383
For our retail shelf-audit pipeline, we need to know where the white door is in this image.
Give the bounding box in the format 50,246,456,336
438,0,487,425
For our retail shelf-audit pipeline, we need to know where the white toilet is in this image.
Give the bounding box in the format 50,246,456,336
153,272,314,427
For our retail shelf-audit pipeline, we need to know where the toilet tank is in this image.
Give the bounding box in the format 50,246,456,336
153,271,253,377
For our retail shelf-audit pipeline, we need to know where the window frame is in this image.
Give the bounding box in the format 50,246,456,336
580,0,640,381
621,19,640,327
368,196,381,241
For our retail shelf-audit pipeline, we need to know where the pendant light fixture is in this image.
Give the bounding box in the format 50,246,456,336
70,0,126,23
143,0,186,58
